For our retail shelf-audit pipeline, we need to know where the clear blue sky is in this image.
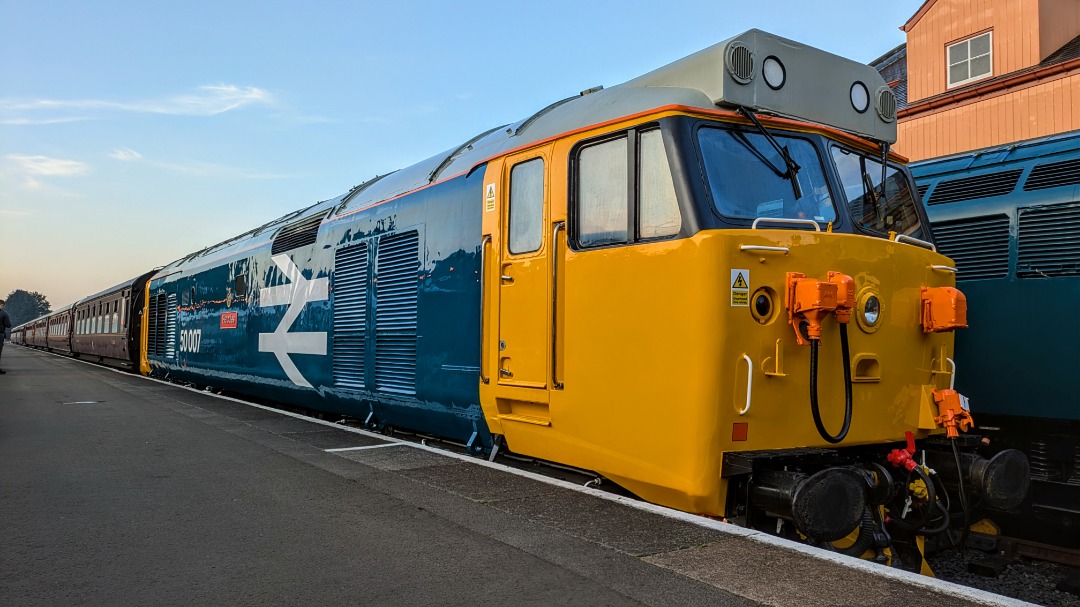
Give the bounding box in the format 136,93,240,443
0,0,923,308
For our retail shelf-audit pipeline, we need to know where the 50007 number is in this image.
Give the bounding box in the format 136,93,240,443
180,329,202,353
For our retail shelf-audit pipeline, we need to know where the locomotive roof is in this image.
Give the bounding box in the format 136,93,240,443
910,129,1080,177
158,29,896,276
77,269,158,305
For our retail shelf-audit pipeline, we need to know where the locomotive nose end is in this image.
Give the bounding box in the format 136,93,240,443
975,449,1030,511
791,468,869,542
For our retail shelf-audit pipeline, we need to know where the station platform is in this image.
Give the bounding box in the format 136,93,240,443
0,346,1035,607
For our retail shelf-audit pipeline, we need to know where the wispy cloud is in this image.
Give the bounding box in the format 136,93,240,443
6,154,90,177
109,148,143,161
149,158,296,180
0,209,33,217
1,116,94,126
0,85,275,121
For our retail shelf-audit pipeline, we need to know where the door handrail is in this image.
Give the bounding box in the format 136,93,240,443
479,235,491,385
551,222,565,390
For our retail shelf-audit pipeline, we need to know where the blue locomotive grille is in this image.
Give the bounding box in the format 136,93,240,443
148,294,160,355
1023,157,1080,191
916,183,930,201
925,169,1023,205
149,293,169,356
165,294,177,358
333,242,368,389
375,230,419,395
930,214,1011,280
270,212,325,255
1017,203,1080,277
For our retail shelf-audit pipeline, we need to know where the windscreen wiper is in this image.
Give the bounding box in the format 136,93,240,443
737,107,803,199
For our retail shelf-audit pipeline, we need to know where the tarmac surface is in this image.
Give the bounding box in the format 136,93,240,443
0,346,1039,606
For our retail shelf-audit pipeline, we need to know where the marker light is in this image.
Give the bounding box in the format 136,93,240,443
762,56,786,90
850,81,870,113
862,295,880,325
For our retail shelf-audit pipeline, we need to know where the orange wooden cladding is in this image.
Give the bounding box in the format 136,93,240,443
897,73,1080,159
895,0,1080,160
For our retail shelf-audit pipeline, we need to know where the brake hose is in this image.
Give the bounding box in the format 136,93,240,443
951,438,971,552
808,323,853,443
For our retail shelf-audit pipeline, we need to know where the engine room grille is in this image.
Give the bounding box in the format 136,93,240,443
1023,157,1080,192
930,214,1011,281
1017,203,1080,277
164,294,177,358
375,230,419,395
916,183,930,201
148,293,171,357
333,243,368,389
271,213,325,255
925,169,1023,205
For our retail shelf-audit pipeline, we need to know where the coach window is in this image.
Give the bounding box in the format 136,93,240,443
509,158,545,254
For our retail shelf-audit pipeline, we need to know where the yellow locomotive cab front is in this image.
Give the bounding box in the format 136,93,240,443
476,29,1028,569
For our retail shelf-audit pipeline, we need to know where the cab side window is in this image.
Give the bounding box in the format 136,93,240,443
508,158,545,254
574,127,681,248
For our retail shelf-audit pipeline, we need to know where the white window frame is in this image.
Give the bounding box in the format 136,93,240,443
947,31,992,89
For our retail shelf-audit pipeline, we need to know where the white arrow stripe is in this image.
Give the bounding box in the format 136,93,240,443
257,254,330,389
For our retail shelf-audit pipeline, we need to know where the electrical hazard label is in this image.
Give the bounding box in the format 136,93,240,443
485,183,496,212
731,269,749,306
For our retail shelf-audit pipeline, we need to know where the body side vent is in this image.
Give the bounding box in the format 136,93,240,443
926,169,1023,205
148,293,163,356
375,231,419,395
333,243,369,389
164,294,177,358
930,214,1011,280
271,213,325,255
1018,203,1080,277
1023,157,1080,192
917,183,930,201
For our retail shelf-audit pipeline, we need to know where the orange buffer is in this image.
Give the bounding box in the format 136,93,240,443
921,286,968,333
933,389,974,438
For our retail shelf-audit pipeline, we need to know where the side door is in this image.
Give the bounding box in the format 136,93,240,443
495,148,553,400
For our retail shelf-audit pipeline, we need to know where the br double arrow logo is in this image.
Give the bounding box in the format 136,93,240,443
258,254,328,388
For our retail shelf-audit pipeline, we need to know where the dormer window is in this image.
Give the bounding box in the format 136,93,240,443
947,32,992,88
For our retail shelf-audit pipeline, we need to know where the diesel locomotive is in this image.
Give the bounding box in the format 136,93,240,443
913,131,1080,549
14,30,1030,572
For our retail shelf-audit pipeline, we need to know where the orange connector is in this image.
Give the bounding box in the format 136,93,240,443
921,286,968,333
828,272,855,324
786,273,838,345
933,388,974,438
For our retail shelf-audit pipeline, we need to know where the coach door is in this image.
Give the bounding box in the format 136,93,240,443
494,148,553,399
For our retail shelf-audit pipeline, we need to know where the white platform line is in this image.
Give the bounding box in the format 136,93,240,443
325,444,404,453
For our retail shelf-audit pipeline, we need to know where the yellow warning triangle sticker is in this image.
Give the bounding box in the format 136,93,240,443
732,272,748,289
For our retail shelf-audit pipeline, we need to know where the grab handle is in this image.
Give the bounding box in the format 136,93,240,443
738,354,753,415
551,222,565,390
479,235,491,385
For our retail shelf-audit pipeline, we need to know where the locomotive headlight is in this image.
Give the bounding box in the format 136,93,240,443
856,289,882,333
762,56,786,90
850,81,870,113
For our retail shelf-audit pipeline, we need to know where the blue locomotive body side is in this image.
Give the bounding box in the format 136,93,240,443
146,169,488,447
911,131,1080,423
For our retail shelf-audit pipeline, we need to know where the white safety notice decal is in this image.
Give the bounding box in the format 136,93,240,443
731,269,750,306
485,183,496,212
